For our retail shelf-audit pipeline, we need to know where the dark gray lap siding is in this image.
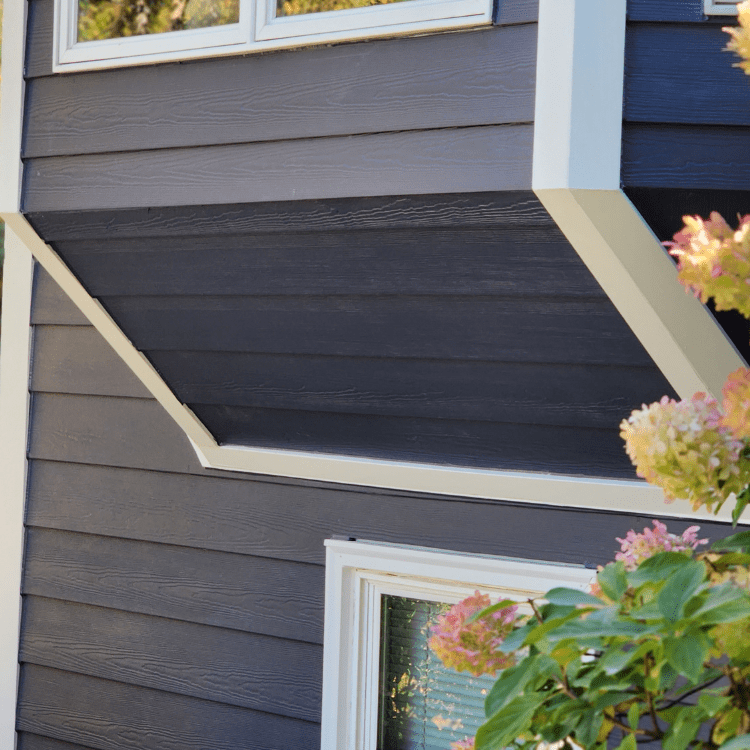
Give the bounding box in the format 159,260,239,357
20,269,738,750
29,193,676,476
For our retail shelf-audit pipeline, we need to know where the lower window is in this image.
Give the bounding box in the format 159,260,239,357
321,540,593,750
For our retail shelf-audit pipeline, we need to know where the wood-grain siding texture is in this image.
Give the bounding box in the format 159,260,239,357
22,0,538,213
20,271,739,750
29,194,675,475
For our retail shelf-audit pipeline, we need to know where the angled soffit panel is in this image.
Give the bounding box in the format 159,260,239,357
2,0,746,522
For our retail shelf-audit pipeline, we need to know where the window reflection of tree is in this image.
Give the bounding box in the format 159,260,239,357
379,596,493,750
77,0,239,41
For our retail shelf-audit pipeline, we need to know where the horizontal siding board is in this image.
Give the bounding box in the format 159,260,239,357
20,597,322,721
624,24,750,125
55,226,602,298
27,393,206,475
32,326,151,398
24,0,53,79
100,296,651,365
147,351,668,428
24,25,536,158
27,460,740,568
27,391,636,476
32,266,89,326
622,124,750,189
28,192,555,241
18,734,99,750
17,665,319,750
192,402,637,476
23,124,534,212
22,528,325,641
495,0,537,24
626,0,707,21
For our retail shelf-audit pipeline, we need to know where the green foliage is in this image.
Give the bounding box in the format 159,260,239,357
471,548,750,750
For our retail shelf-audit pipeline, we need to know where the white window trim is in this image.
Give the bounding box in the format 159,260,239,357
321,539,594,750
53,0,492,72
704,0,739,16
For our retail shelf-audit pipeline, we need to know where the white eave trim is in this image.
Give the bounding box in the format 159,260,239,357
532,0,744,402
1,0,746,526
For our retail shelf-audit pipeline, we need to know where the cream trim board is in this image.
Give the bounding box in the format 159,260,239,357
532,0,744,403
0,230,35,750
320,539,594,750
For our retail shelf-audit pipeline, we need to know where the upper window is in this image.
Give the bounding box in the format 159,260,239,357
54,0,492,71
321,540,594,750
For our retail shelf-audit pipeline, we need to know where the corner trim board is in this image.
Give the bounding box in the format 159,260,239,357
0,230,34,750
532,0,744,401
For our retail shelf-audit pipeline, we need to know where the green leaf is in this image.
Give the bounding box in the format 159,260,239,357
718,735,750,750
545,588,604,608
597,646,641,676
628,552,693,587
597,562,628,601
627,703,640,735
476,695,543,750
525,610,586,646
690,584,750,625
498,622,534,653
664,712,702,750
613,732,637,750
592,691,634,711
575,707,602,748
732,487,750,526
698,693,731,718
711,530,750,552
657,560,706,622
484,655,559,718
469,599,519,623
663,635,707,682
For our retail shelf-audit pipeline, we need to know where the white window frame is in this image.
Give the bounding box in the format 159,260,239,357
321,539,594,750
704,0,739,15
53,0,492,72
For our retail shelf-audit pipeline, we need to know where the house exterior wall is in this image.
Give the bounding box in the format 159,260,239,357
16,266,735,750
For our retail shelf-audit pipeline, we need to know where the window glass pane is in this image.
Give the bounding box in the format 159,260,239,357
77,0,239,41
378,595,494,750
276,0,409,18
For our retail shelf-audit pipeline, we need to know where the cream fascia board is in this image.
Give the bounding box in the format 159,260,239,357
0,231,34,750
54,0,490,72
532,0,744,403
321,540,594,750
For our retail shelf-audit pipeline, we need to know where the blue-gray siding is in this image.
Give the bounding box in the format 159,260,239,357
29,193,676,475
19,267,739,750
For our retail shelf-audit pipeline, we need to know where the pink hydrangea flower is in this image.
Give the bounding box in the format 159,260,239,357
620,392,750,513
665,212,750,318
722,367,750,440
450,739,475,750
615,520,708,571
429,592,518,677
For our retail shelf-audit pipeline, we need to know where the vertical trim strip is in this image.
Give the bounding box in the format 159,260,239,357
532,0,744,401
0,231,35,750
